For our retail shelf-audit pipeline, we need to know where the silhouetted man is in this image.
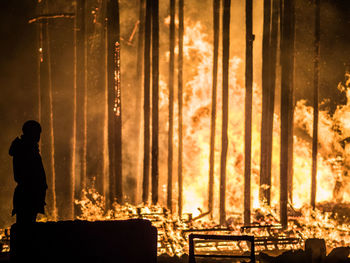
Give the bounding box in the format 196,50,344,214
9,120,47,224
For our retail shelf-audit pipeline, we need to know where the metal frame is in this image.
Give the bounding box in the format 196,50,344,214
188,234,255,263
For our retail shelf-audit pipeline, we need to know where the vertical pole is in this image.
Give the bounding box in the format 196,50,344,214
265,0,279,204
107,0,115,205
107,0,122,204
82,0,88,192
220,0,231,226
208,0,220,218
167,0,176,212
151,0,159,205
244,0,253,225
45,20,57,220
260,0,271,205
37,23,43,123
287,0,295,205
114,1,123,204
280,0,295,229
178,0,184,217
136,0,145,204
70,0,78,219
142,0,152,203
311,0,320,210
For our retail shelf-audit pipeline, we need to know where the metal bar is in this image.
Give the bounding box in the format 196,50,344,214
189,234,255,263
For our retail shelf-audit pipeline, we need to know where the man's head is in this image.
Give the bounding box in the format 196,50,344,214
22,120,41,143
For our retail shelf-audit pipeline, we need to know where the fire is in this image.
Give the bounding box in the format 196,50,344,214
73,19,350,255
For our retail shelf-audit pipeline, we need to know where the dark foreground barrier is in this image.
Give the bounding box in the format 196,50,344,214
10,219,157,263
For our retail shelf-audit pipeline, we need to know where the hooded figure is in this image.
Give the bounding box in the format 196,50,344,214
9,120,47,223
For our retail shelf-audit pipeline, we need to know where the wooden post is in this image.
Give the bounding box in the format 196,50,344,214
260,0,271,205
107,0,122,204
280,0,295,229
167,0,176,212
178,0,184,217
311,0,320,210
151,0,159,205
208,0,220,218
142,0,152,203
244,0,253,226
220,0,231,226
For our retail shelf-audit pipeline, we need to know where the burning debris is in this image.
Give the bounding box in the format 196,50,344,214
72,188,350,257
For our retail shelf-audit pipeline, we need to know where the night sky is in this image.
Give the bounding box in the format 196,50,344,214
0,0,350,228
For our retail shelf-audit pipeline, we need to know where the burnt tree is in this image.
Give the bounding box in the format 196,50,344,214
142,0,152,203
311,0,320,210
107,0,123,205
220,0,231,225
208,0,220,218
136,0,145,204
280,0,295,228
244,0,253,225
167,0,175,212
178,0,184,216
260,0,272,204
151,0,159,205
76,0,87,209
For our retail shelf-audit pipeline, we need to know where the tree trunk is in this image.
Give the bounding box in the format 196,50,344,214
45,20,57,220
311,0,320,210
220,0,231,225
107,0,122,205
151,0,159,205
75,0,87,213
244,0,253,226
142,0,152,204
280,0,295,229
265,0,279,205
260,0,271,205
178,0,184,216
167,0,175,212
135,0,145,205
208,0,220,218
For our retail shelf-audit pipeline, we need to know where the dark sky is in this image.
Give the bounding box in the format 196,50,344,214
0,0,350,227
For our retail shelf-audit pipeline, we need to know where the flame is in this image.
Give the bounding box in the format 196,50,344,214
72,19,350,256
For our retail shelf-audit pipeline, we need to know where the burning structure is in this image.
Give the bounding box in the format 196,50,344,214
1,0,350,259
